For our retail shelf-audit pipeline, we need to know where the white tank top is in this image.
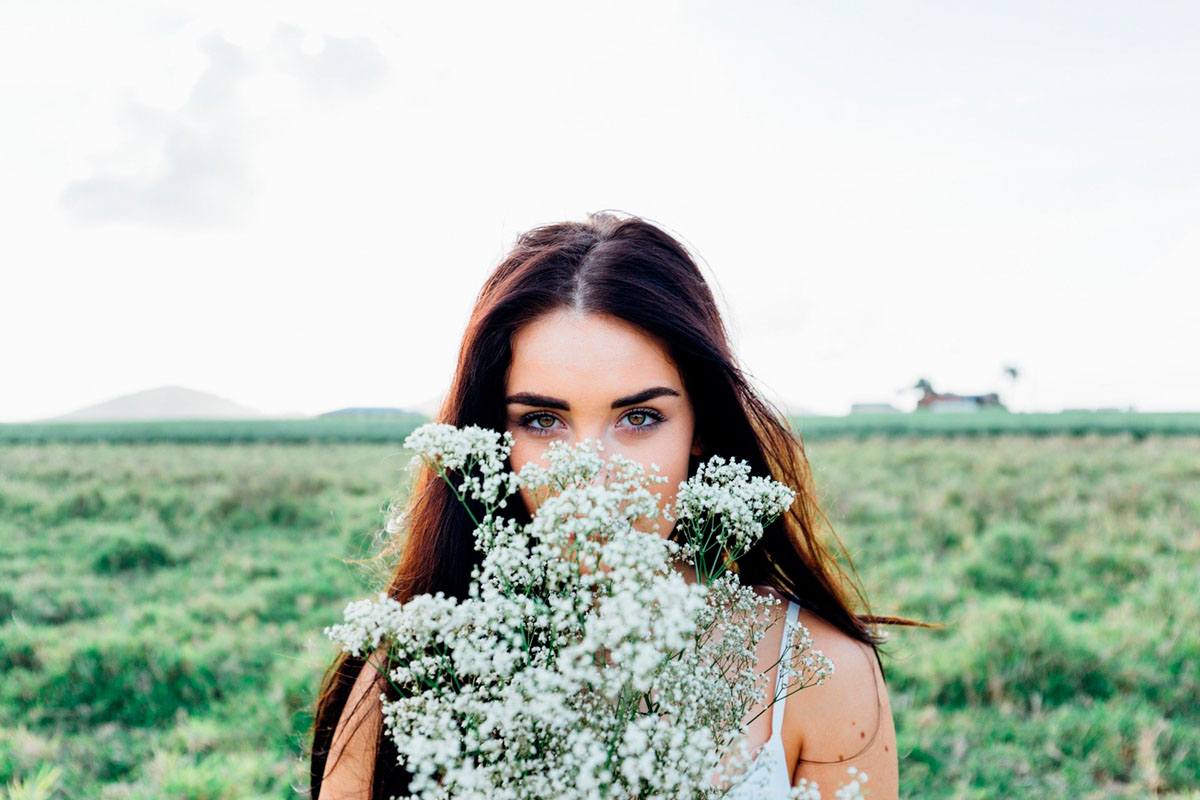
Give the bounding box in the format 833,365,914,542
723,598,800,799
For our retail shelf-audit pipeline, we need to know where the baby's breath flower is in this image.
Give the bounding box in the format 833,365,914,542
403,423,521,510
669,454,797,581
834,765,870,799
325,426,863,800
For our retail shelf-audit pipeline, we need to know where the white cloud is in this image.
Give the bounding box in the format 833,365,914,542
57,32,254,228
267,22,389,100
55,21,389,229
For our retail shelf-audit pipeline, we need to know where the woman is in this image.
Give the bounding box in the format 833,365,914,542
309,211,919,799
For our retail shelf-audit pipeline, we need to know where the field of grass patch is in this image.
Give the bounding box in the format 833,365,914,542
1,430,1197,798
4,409,1200,445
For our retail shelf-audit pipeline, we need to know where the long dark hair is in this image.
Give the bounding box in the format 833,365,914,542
307,211,928,799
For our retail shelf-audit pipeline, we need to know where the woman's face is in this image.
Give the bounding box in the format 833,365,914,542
504,307,701,537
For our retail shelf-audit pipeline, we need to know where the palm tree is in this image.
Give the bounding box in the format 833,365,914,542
1002,363,1020,409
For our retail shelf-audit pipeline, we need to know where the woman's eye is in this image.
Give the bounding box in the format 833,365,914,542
621,408,665,432
521,413,562,436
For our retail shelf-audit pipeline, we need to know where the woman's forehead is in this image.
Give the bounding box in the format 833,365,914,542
507,310,682,392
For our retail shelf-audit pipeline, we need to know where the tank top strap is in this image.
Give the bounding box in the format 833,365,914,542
771,599,800,738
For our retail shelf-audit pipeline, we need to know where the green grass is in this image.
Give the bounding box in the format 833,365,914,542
792,409,1200,440
4,409,1200,445
0,442,407,799
1,432,1197,798
0,413,428,445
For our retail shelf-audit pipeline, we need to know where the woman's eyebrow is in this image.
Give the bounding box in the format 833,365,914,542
611,386,680,408
505,386,680,411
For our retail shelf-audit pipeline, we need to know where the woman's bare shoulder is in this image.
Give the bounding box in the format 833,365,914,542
782,609,899,798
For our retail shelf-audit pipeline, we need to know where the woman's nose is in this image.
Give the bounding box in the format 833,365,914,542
572,427,612,452
571,428,625,469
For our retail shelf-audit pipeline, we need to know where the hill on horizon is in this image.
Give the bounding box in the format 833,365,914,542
45,385,275,422
320,406,415,416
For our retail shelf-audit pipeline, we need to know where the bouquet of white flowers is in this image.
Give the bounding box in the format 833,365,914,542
325,423,869,800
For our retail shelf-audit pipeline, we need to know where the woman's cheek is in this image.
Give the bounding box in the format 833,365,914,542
518,483,547,517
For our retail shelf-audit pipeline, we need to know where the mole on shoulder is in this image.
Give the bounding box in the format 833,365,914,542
860,731,865,738
884,745,889,752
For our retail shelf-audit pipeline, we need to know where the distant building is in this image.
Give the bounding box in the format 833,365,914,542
850,403,901,414
917,390,1005,413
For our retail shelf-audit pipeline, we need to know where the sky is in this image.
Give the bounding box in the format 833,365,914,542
3,0,1199,422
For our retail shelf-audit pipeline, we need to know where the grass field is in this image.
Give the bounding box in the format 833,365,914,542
4,409,1200,444
1,425,1197,798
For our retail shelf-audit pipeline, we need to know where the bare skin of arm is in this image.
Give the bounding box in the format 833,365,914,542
780,608,900,798
317,647,388,800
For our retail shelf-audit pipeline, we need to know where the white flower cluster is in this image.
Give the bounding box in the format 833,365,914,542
670,455,797,580
778,616,836,693
400,423,522,513
324,423,862,800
